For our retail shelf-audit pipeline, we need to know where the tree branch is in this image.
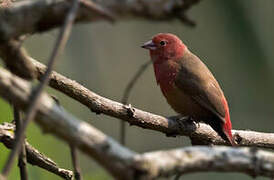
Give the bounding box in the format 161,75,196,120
1,0,79,176
70,145,82,180
0,123,73,180
0,0,13,8
13,107,28,180
30,58,274,149
0,0,199,41
133,146,274,179
0,68,274,179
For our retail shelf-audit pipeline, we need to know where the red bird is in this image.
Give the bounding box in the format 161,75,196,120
142,33,235,145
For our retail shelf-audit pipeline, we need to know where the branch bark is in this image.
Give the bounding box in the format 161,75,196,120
30,58,274,149
133,146,274,179
0,0,199,42
0,68,274,179
0,123,73,180
0,0,13,8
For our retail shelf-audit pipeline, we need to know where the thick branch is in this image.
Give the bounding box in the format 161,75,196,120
134,146,274,179
0,68,274,179
30,58,274,149
0,0,199,41
0,123,73,180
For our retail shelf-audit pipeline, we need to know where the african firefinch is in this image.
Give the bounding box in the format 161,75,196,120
142,33,235,145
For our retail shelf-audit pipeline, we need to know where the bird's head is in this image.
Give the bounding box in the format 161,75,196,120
141,33,186,64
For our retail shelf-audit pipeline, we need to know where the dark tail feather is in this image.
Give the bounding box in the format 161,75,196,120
207,117,236,146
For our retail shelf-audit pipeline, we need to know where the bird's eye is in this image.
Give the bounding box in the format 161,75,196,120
160,41,166,46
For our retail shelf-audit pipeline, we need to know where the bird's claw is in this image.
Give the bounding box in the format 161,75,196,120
177,116,201,129
196,121,200,128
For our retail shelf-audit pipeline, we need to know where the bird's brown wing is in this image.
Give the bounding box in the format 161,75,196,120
174,50,226,122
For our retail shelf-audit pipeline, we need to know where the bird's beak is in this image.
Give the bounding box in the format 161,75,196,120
141,40,157,50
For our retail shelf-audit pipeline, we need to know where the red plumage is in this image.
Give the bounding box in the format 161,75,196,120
142,33,235,145
222,97,234,144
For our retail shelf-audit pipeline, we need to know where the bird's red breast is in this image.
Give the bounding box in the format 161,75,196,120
153,59,179,93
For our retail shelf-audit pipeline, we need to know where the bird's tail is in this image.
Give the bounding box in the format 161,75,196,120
205,96,235,146
208,118,236,146
222,97,236,146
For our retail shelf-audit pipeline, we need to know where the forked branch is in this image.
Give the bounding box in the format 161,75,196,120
0,123,73,180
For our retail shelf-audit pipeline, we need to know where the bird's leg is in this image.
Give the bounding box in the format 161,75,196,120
180,115,200,125
169,115,196,125
180,116,202,129
166,115,185,137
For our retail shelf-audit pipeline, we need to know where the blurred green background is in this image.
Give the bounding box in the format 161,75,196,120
1,0,274,179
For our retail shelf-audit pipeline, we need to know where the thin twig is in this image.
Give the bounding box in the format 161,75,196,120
1,0,79,177
121,61,152,105
70,145,82,180
120,60,151,145
14,106,28,180
0,123,73,180
79,0,115,23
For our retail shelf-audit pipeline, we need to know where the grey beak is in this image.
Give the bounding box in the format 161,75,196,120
141,40,157,50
